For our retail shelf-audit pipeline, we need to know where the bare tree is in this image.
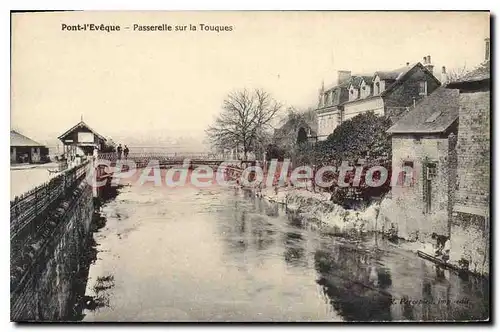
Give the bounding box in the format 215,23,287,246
446,64,469,83
206,89,282,160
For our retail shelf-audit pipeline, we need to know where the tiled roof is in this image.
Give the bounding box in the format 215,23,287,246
360,76,373,85
320,62,440,108
11,130,44,147
349,76,364,88
387,87,459,134
321,84,349,109
374,64,413,81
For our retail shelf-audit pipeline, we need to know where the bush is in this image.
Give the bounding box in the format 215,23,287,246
314,111,393,207
315,111,392,164
266,144,286,161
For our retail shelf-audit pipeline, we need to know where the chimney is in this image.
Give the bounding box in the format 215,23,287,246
337,70,351,85
318,80,325,107
423,55,434,74
485,37,490,61
423,56,427,64
441,66,447,84
406,62,410,66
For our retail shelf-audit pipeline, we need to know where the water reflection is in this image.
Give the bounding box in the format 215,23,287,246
314,242,393,321
283,231,306,267
70,184,489,322
313,234,489,321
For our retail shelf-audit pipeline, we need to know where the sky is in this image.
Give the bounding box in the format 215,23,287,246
11,11,490,149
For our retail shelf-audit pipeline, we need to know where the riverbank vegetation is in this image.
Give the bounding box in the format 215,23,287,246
269,110,393,208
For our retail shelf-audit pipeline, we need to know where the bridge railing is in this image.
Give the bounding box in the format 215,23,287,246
97,152,233,163
10,160,90,241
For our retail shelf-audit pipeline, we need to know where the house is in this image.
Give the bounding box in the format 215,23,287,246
10,130,49,164
380,37,490,276
315,56,442,141
58,120,108,159
445,38,490,275
386,87,460,239
316,72,351,141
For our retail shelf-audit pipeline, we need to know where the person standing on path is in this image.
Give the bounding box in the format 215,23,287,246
124,145,129,160
117,144,123,160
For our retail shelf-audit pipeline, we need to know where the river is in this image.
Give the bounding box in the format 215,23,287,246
72,182,489,322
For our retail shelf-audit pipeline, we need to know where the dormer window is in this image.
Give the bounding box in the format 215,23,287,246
419,81,427,96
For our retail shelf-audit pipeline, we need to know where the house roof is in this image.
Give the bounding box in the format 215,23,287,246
381,62,441,97
360,76,373,85
319,62,441,109
349,76,365,89
447,60,490,87
387,87,459,134
324,76,352,92
341,63,440,107
11,130,45,147
374,64,413,81
58,121,107,141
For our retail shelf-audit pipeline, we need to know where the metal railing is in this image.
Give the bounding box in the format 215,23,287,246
97,152,224,161
10,160,90,241
96,152,253,167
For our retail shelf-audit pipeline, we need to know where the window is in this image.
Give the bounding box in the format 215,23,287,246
402,161,414,186
426,163,437,180
419,81,428,96
375,82,380,95
33,148,38,154
423,162,437,213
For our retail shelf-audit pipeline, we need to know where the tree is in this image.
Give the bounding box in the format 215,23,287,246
272,107,317,162
206,89,282,160
446,64,470,84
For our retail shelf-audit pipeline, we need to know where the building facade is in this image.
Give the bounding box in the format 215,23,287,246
315,56,441,141
446,53,490,275
316,73,350,141
382,38,490,276
10,130,49,164
58,121,108,160
386,87,459,240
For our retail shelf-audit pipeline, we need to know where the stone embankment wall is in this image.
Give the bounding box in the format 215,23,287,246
282,188,489,276
10,161,96,321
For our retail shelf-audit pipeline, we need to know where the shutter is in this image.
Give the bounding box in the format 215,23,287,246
398,169,404,187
